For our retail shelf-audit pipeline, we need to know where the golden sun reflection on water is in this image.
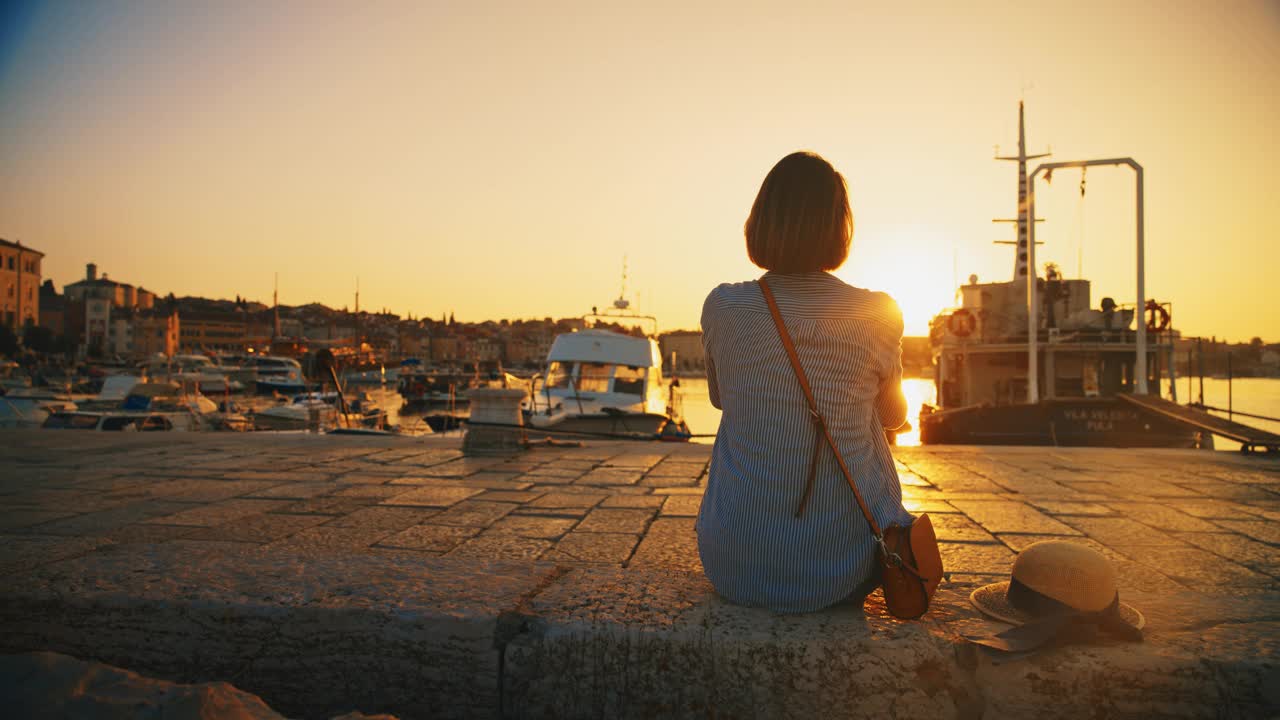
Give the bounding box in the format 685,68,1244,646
678,376,935,447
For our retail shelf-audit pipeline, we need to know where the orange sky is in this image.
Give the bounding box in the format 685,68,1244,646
1,0,1276,339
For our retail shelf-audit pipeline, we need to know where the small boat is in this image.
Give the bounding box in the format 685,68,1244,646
253,390,385,431
397,366,477,406
343,367,394,385
251,356,308,394
0,394,77,429
42,380,217,432
253,398,337,431
143,354,246,395
0,361,31,393
526,320,691,440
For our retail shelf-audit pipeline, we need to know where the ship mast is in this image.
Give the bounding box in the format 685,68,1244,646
272,272,281,341
995,102,1050,281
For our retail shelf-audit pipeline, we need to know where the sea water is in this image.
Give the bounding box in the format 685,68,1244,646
676,375,1280,450
373,376,1280,450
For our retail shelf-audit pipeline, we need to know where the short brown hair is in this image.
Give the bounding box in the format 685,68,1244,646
745,151,852,273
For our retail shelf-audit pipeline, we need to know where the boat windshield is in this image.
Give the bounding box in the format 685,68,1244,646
577,363,612,393
546,362,573,389
613,365,645,395
546,362,615,392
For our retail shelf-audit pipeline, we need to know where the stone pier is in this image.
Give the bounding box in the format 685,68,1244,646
0,431,1276,718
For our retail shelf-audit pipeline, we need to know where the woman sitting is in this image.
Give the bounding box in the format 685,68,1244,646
697,151,912,613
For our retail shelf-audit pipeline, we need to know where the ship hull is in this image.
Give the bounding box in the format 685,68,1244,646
526,411,690,441
920,398,1205,448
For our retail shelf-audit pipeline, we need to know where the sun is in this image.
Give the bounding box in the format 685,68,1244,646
836,226,958,337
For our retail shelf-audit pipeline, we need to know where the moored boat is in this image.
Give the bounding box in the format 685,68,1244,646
42,380,217,432
526,313,691,440
251,356,308,394
919,104,1201,448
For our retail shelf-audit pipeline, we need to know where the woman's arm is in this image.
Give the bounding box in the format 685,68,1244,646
706,354,721,410
874,294,908,430
876,359,908,430
700,289,722,410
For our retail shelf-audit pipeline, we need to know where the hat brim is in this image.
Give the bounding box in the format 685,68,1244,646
970,581,1145,630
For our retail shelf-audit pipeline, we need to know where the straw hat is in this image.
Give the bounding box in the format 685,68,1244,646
967,541,1144,651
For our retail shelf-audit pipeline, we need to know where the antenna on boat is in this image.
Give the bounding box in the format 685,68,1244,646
993,101,1050,281
612,256,630,310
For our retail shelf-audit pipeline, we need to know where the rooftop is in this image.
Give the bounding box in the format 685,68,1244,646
0,238,44,257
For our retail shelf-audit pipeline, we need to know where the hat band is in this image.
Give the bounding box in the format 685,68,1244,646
1007,576,1109,617
965,580,1143,653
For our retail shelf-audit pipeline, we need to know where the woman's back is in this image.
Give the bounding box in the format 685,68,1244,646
697,271,911,612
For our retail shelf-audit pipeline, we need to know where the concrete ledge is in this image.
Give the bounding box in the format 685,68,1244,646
1,546,1276,719
503,567,1280,719
0,544,560,719
2,434,1277,718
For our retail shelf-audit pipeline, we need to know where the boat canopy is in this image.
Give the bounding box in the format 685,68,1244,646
128,381,184,397
546,330,658,368
98,375,143,401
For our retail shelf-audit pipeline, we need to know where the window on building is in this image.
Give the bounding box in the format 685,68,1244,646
6,256,12,270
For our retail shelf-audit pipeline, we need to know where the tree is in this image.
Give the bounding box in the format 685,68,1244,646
22,325,56,354
0,325,17,357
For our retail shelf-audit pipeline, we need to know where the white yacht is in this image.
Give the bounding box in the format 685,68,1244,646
143,354,245,395
251,356,308,394
527,326,690,440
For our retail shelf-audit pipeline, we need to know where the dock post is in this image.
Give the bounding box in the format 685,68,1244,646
1197,337,1205,404
463,387,528,455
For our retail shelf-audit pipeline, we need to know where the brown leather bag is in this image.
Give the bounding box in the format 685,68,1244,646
759,278,944,619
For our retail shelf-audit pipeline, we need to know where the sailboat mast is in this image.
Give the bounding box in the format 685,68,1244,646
272,273,281,341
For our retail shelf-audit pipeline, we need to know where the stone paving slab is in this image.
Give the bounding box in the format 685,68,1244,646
0,431,1277,718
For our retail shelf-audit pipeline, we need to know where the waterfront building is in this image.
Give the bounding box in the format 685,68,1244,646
64,263,155,311
107,310,134,356
430,334,461,364
0,238,43,333
64,263,161,354
658,330,705,375
38,280,64,336
473,336,502,363
396,325,431,362
133,310,180,358
179,310,247,352
503,334,553,368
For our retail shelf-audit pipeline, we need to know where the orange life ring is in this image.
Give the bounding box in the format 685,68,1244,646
1144,300,1170,332
948,308,977,337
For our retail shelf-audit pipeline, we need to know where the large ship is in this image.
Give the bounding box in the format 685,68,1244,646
920,104,1205,448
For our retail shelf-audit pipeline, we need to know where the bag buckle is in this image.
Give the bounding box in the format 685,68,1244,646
875,535,905,568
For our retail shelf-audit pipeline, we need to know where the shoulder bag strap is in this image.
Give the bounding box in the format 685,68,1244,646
759,278,884,539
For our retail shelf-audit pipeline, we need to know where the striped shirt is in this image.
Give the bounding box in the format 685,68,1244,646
696,271,912,613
